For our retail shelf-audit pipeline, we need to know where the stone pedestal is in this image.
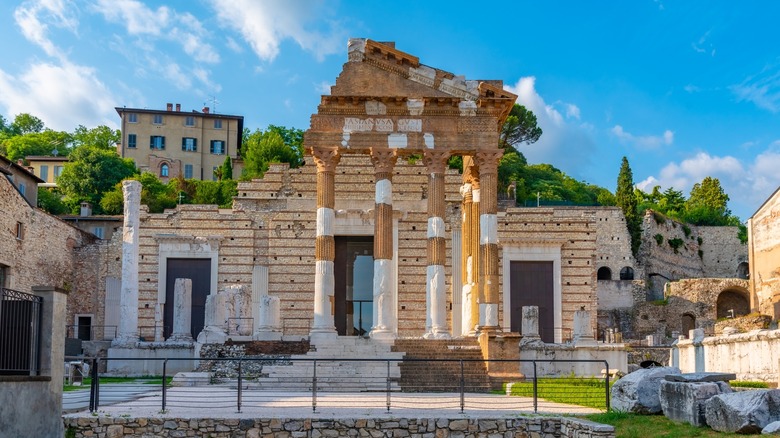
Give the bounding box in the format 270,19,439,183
254,295,282,341
520,306,541,340
168,278,193,343
197,284,251,344
573,309,596,345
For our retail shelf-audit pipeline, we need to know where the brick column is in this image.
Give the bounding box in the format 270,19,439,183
459,160,476,336
471,168,482,329
311,146,340,338
423,150,450,339
370,148,396,339
476,150,503,332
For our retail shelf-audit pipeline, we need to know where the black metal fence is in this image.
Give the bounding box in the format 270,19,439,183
80,357,611,414
0,288,42,375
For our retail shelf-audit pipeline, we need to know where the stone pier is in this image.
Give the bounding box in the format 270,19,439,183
113,180,140,347
168,278,193,343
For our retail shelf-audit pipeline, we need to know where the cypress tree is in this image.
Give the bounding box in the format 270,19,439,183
616,157,641,255
221,156,233,180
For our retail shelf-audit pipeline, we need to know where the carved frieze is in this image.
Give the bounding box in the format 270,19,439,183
458,117,495,133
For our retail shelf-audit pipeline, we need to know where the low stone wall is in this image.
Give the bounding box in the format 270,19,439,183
520,341,628,376
63,416,615,438
714,314,772,334
628,347,671,366
676,329,780,383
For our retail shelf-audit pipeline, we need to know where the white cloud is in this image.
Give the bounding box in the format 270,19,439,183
95,0,220,64
692,30,715,56
225,36,243,53
0,61,117,131
14,0,79,60
504,77,596,175
209,0,345,62
565,103,580,120
684,84,700,93
316,80,332,95
637,150,780,219
611,125,674,149
731,62,780,113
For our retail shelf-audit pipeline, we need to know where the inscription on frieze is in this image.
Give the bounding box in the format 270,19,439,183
398,119,422,132
375,119,394,132
341,117,423,133
344,117,375,132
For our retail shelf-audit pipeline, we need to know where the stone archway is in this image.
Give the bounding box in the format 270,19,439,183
681,313,696,336
716,288,750,319
597,267,612,280
737,262,749,279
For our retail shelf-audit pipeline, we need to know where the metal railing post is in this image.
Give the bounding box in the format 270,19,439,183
459,359,465,413
604,360,610,411
237,359,243,413
386,360,391,412
89,357,99,412
162,359,168,412
532,361,538,414
312,359,317,413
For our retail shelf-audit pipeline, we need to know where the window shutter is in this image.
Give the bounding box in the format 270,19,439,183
182,137,186,151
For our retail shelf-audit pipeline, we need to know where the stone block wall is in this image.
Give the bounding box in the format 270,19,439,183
698,226,748,278
63,416,615,438
676,329,780,382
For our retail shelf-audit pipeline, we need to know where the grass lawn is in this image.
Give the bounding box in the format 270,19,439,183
585,411,745,438
63,376,171,392
505,377,612,409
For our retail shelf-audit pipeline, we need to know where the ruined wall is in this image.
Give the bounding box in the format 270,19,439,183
748,188,780,317
699,226,748,278
0,175,98,315
676,330,780,382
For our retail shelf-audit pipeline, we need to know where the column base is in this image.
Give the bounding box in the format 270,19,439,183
167,334,194,343
309,330,338,345
477,325,502,336
423,329,451,340
369,329,396,340
111,333,139,348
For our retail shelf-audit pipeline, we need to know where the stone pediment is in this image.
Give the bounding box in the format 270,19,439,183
306,39,516,155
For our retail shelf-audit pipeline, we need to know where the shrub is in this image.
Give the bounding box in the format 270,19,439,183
654,234,664,245
652,211,666,224
697,236,703,245
731,381,769,389
682,224,691,237
668,238,684,253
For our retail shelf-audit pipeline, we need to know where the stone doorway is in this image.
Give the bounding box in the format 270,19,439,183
510,261,554,343
716,288,750,319
334,236,374,337
164,258,211,340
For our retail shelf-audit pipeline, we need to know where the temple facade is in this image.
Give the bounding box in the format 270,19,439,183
90,40,601,350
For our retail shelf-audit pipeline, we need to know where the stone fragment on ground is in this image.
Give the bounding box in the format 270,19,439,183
610,366,681,414
664,372,736,383
660,380,731,426
763,420,780,434
705,389,780,434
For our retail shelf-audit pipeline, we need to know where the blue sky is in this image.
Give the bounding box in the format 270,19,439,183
1,1,778,220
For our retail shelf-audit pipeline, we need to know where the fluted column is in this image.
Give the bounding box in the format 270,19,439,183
476,150,503,332
370,148,397,339
423,149,450,339
470,167,482,329
460,160,477,336
311,146,340,337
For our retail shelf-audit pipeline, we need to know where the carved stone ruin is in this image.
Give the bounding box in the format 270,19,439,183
197,284,252,344
168,278,193,343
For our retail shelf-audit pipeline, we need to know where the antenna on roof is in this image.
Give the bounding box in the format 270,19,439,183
205,95,220,113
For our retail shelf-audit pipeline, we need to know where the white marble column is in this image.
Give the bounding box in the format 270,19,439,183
169,278,193,342
311,147,340,339
113,180,141,347
370,148,396,340
424,150,450,339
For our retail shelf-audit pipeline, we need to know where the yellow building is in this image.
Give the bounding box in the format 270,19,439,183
115,103,243,182
25,155,68,187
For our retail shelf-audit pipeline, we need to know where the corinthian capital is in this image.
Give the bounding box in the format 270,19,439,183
311,147,341,173
475,149,503,175
370,148,397,175
423,149,451,174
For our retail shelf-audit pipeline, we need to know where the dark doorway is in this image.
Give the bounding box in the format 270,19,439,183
597,267,612,280
716,289,750,319
681,313,696,337
334,236,374,337
510,261,554,343
164,258,211,340
77,315,92,341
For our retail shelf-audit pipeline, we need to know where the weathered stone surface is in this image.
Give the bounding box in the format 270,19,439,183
659,380,731,426
664,372,737,383
705,389,780,433
763,420,780,434
611,366,681,414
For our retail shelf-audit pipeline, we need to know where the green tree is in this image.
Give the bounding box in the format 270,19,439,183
685,177,730,215
2,129,72,161
616,157,641,255
10,113,44,135
72,125,120,150
58,146,137,213
241,130,298,179
100,172,178,214
266,125,304,166
221,156,233,180
37,187,69,214
499,104,543,150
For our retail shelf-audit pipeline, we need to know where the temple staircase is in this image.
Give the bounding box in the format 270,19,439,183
391,338,492,393
247,336,405,392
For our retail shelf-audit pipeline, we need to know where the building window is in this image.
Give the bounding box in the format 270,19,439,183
214,119,222,129
160,164,169,177
18,182,25,196
185,116,195,127
40,165,48,181
153,114,163,125
182,137,197,152
16,222,23,240
150,135,166,150
128,134,137,148
91,227,104,239
54,166,64,180
210,140,225,154
128,113,138,123
0,264,8,288
184,164,193,179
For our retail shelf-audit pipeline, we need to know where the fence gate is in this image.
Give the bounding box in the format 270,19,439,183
0,288,42,375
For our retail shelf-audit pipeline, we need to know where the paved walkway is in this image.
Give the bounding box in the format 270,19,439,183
63,383,161,412
64,387,600,419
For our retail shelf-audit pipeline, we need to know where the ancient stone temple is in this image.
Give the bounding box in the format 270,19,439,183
303,39,515,340
94,40,605,374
